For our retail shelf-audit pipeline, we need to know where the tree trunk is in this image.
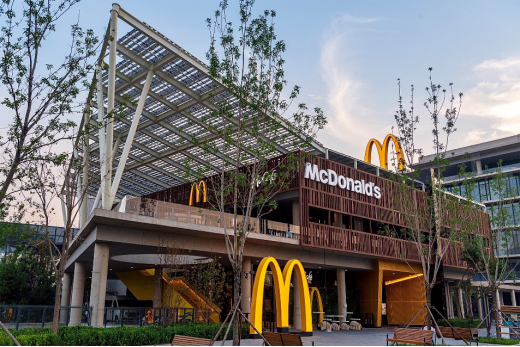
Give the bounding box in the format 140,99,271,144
492,289,501,339
425,286,433,329
465,287,474,319
51,270,63,333
232,261,242,346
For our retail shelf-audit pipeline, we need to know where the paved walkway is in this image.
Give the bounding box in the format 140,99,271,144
215,327,518,346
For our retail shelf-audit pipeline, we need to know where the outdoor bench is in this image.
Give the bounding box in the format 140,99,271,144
452,328,479,345
386,327,433,346
171,334,212,346
434,326,456,339
263,331,315,346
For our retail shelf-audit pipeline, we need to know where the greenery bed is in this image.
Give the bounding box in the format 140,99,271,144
0,324,249,346
479,337,520,345
437,318,482,329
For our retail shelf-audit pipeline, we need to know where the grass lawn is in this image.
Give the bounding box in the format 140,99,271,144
479,336,520,345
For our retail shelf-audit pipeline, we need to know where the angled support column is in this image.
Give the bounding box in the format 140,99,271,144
108,69,154,206
102,4,119,210
96,66,109,210
89,243,110,327
91,136,122,214
80,106,90,227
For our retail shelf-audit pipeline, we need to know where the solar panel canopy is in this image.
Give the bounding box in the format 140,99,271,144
84,5,325,201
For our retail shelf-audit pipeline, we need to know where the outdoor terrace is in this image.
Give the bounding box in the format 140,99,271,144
117,196,300,240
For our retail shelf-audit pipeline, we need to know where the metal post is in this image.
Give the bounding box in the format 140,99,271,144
80,105,90,227
15,307,21,330
103,4,119,210
109,70,154,206
120,308,124,327
41,307,46,328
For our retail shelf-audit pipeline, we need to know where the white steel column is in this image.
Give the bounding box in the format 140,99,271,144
293,272,301,330
89,243,110,327
457,287,465,319
96,66,109,210
512,290,517,306
337,269,347,319
91,136,122,214
80,106,90,227
60,273,72,323
70,262,86,326
109,69,154,206
102,4,119,210
241,257,252,316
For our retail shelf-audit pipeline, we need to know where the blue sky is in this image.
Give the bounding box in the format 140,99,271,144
15,0,520,159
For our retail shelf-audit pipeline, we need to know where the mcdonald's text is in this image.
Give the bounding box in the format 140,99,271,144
304,162,382,199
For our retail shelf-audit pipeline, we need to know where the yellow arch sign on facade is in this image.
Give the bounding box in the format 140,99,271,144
189,180,207,206
309,287,324,327
364,134,406,171
250,257,312,335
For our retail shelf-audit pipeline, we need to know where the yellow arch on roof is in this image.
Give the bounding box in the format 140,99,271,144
189,180,207,206
364,134,406,171
250,257,312,335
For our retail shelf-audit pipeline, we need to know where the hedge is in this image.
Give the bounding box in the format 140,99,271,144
437,318,482,328
0,324,249,346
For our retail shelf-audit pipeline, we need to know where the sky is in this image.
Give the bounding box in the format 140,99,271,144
3,0,520,225
31,0,520,160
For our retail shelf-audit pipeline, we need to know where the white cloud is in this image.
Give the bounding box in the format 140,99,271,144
318,14,386,157
464,57,520,134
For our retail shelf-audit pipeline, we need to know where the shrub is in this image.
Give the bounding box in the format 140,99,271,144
437,318,482,328
0,324,249,346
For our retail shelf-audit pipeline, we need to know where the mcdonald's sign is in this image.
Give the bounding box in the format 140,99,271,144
189,180,207,206
364,134,406,171
250,257,312,335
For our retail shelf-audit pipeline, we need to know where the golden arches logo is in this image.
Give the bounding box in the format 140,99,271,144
309,287,324,327
250,257,312,335
364,134,406,171
189,180,207,206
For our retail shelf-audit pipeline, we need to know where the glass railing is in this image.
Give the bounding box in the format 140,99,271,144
118,196,300,240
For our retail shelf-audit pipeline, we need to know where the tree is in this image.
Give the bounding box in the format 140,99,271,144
204,1,326,344
460,161,520,338
0,241,55,305
386,69,478,330
184,257,226,324
0,0,97,218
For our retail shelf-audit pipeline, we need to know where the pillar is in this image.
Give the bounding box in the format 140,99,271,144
512,290,517,306
475,159,483,175
153,266,162,308
457,287,465,319
497,290,502,309
241,257,252,316
70,262,86,326
337,268,347,320
477,297,483,320
89,243,110,327
59,272,72,324
293,272,301,330
444,283,451,318
292,201,300,226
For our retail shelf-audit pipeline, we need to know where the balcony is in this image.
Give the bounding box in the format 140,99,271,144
301,222,421,262
118,196,300,240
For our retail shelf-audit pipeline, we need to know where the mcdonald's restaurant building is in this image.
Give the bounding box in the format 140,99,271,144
63,4,491,334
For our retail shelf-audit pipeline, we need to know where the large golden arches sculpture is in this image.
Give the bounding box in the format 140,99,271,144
189,180,207,206
364,134,406,171
250,257,312,335
309,287,324,327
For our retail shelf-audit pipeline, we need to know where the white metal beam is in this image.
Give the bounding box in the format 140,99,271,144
109,69,154,206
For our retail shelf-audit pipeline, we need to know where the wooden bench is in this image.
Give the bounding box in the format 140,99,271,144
434,326,456,339
453,328,478,345
386,328,434,346
263,331,315,346
171,334,212,346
